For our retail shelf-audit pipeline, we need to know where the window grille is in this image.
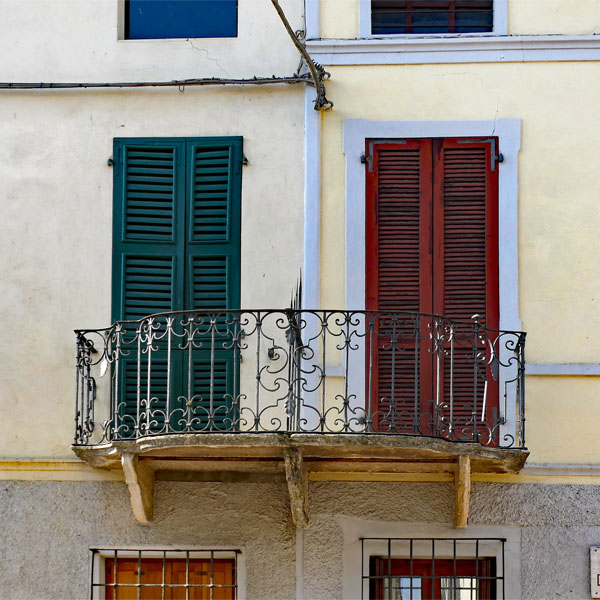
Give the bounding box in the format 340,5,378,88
371,1,494,35
361,538,505,600
90,548,239,599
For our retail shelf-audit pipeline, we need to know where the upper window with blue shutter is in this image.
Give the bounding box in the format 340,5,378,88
125,0,238,40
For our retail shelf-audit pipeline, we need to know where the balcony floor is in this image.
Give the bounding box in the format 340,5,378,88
73,432,528,474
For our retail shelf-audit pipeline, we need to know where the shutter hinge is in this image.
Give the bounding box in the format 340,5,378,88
242,155,249,166
107,157,114,167
361,153,373,172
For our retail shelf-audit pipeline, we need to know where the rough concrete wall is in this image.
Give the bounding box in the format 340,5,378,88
0,481,295,600
2,480,599,599
304,482,600,600
471,483,600,599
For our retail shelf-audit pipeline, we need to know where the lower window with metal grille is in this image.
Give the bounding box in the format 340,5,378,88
362,538,505,600
90,548,239,599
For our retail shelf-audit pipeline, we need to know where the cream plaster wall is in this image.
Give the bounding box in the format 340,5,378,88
319,0,600,38
0,87,304,458
318,62,600,463
0,0,303,81
0,0,307,459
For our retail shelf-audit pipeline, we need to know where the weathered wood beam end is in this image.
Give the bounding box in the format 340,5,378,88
122,453,155,524
284,447,309,527
455,455,471,528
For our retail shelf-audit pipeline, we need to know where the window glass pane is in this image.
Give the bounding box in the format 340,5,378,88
411,11,450,34
440,576,478,600
455,10,493,33
384,576,423,600
126,0,238,40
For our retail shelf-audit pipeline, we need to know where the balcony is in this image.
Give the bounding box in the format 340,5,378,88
72,309,527,525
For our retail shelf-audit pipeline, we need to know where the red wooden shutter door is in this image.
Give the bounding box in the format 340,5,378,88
365,140,432,433
365,137,499,439
433,138,499,441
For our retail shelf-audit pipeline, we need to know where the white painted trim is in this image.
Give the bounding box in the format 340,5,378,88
341,518,521,600
301,87,322,427
358,0,507,38
493,0,508,37
307,34,600,65
296,525,304,599
343,118,521,439
358,0,370,40
304,0,320,40
302,87,321,310
527,363,600,376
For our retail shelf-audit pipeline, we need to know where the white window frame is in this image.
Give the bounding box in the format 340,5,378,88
358,0,508,39
340,118,521,439
340,520,521,600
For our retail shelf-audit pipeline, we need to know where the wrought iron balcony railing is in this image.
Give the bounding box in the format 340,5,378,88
74,310,526,449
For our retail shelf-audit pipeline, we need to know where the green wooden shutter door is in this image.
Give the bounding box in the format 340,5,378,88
112,140,186,436
112,140,186,321
112,137,242,436
185,138,242,310
185,138,242,430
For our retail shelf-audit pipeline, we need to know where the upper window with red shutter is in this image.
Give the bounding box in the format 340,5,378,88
370,0,495,35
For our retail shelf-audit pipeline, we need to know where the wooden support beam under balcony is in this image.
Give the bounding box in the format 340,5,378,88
455,455,471,529
284,447,309,527
73,433,527,524
121,453,155,524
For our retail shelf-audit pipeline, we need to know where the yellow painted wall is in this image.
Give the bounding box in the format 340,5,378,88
509,0,600,36
318,62,600,463
526,377,600,464
321,0,359,39
319,0,600,38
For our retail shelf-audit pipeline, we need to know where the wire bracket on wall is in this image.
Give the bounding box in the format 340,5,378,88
270,0,333,111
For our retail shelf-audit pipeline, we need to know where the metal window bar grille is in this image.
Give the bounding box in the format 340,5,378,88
371,0,494,35
90,548,239,600
361,537,505,600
